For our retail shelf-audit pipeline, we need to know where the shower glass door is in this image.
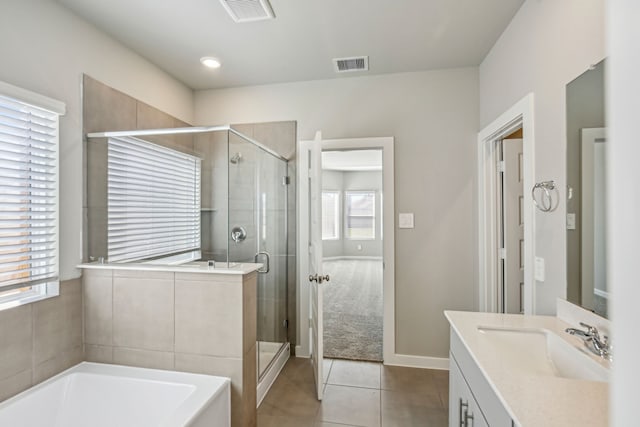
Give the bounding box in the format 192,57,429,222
227,131,288,379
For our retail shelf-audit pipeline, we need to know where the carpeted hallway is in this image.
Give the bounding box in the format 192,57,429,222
323,259,383,361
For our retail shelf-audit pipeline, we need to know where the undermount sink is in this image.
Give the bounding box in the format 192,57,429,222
477,326,609,382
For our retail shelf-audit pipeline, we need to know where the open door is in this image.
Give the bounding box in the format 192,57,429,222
308,131,328,400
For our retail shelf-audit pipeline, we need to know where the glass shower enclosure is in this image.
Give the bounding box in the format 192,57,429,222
86,125,289,381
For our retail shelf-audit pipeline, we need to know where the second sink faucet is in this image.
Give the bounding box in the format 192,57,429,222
565,322,612,361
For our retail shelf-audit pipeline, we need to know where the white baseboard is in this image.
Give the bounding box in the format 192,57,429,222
295,345,310,358
384,353,449,370
257,343,290,407
322,256,383,261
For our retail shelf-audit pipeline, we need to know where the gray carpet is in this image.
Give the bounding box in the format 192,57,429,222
323,259,383,362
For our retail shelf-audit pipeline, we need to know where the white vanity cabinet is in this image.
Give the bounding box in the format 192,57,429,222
449,329,513,427
449,356,488,427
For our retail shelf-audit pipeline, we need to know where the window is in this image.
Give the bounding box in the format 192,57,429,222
322,191,340,240
107,136,201,263
0,82,65,310
345,191,376,240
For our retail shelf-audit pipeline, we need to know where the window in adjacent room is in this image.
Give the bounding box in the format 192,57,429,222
322,190,340,240
0,81,65,310
345,191,376,240
106,136,201,263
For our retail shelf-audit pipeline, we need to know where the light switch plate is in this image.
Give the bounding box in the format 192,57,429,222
399,213,414,229
535,257,545,282
567,213,576,230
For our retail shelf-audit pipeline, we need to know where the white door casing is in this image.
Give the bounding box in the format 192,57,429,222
297,136,404,366
477,94,535,315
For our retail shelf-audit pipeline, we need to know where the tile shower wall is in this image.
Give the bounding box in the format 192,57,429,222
83,269,257,427
83,75,193,262
0,279,83,402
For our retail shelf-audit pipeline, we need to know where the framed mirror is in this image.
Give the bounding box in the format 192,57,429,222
565,59,607,318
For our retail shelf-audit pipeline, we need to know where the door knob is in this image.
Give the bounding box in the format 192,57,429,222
308,274,330,283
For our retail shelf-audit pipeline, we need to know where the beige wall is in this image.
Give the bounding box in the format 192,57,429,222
195,68,479,359
0,0,194,282
479,0,605,314
0,279,82,401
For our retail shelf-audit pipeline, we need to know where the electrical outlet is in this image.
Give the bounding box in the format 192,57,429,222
567,213,576,230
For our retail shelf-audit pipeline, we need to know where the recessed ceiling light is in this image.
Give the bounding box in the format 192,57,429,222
200,57,221,69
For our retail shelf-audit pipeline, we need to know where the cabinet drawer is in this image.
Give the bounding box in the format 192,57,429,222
450,355,489,427
450,329,512,426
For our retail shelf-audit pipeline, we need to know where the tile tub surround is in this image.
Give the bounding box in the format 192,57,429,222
445,310,609,427
80,265,260,427
0,279,83,402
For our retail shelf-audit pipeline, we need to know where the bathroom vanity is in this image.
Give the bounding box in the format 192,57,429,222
79,262,261,427
445,308,609,427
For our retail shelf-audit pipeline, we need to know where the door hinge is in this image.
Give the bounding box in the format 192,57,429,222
283,176,290,185
499,248,506,259
498,160,505,173
283,319,289,329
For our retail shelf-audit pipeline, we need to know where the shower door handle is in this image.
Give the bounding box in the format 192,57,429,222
255,251,270,274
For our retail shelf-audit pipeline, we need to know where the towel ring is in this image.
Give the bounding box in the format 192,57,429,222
531,181,557,212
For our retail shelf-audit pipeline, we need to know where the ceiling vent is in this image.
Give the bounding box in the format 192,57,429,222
333,56,369,73
219,0,275,23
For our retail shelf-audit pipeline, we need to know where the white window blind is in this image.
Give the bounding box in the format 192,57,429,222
107,136,201,262
322,191,340,240
0,94,59,296
345,191,376,240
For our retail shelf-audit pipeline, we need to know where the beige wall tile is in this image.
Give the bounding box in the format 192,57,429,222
33,345,83,384
0,369,32,402
84,344,113,363
113,347,174,370
175,279,243,357
83,270,113,345
175,353,245,427
113,275,174,351
243,273,257,353
0,305,32,381
242,342,257,427
33,279,83,365
82,75,137,134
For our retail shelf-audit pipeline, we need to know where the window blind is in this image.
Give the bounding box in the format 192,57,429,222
107,136,201,262
0,94,59,292
345,191,376,240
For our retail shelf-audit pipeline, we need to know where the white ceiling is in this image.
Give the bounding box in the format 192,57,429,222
55,0,524,90
322,150,382,172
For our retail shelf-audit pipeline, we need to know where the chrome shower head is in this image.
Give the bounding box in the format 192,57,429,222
230,152,242,164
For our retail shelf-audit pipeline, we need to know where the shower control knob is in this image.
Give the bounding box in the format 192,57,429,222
308,274,330,283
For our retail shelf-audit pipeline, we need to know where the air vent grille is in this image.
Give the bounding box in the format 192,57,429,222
333,56,369,73
219,0,275,23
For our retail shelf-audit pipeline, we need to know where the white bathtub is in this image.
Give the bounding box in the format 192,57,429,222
0,362,230,427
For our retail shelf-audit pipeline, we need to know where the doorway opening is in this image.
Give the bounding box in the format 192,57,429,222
497,129,525,314
477,94,535,314
321,149,384,361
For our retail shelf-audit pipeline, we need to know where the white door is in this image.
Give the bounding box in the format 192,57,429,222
308,131,327,400
502,139,524,314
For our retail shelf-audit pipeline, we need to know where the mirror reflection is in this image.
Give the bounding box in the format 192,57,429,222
566,59,607,318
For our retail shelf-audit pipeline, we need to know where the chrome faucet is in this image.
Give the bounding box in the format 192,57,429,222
565,322,612,361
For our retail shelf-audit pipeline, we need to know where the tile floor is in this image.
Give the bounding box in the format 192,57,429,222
258,357,449,427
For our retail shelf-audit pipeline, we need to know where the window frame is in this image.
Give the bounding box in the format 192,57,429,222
0,81,65,311
344,190,376,241
321,190,341,241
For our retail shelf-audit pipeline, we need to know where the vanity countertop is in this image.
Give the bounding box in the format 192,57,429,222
445,310,609,427
78,261,262,275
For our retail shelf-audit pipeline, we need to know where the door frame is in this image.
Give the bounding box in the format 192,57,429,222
477,94,536,314
296,136,395,362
